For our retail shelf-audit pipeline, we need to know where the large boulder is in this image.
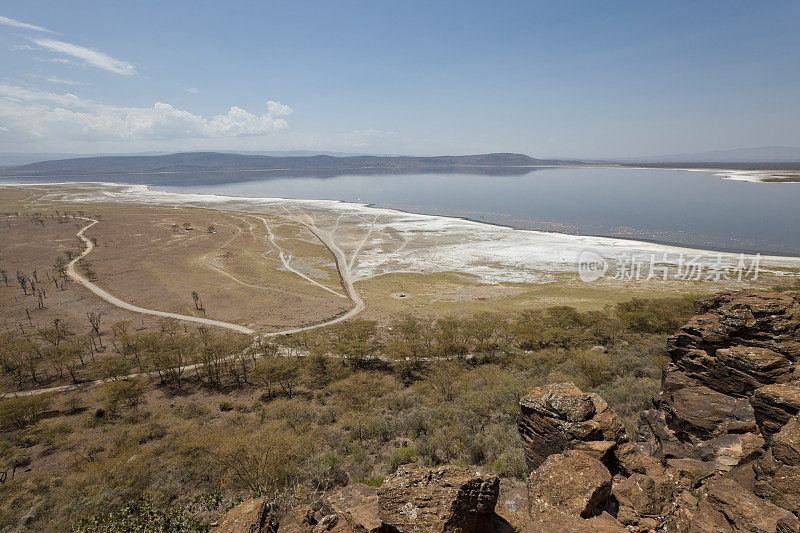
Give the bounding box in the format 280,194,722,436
214,498,278,533
666,384,755,439
323,484,383,533
377,464,499,533
518,382,626,470
527,450,612,520
691,476,800,533
611,472,675,526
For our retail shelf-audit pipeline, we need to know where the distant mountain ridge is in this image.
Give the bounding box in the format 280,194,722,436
0,150,400,167
3,151,540,175
625,146,800,163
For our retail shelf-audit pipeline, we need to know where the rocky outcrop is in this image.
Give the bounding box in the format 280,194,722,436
638,291,800,473
377,464,500,533
515,291,800,532
518,382,627,471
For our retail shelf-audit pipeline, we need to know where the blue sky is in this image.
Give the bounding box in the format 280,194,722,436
1,1,799,157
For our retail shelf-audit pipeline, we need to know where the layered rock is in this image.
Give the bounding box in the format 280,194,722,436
639,291,800,473
518,382,627,470
754,415,800,515
377,464,500,533
752,383,800,440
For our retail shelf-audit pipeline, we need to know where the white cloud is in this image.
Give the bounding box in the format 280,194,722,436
46,76,87,86
187,87,200,94
267,100,292,116
0,15,51,33
33,38,136,76
0,84,291,142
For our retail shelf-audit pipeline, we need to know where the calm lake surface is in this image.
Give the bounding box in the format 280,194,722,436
154,167,800,256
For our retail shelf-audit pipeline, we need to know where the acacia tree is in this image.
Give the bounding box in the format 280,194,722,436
328,320,381,368
388,314,436,367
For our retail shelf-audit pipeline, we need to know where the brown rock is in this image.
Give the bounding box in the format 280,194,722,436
771,415,800,466
522,512,626,532
754,450,800,516
669,291,800,368
215,498,278,533
754,416,800,515
611,472,675,519
377,464,499,533
664,490,699,533
696,432,765,471
665,458,715,490
518,382,626,470
693,476,800,533
668,385,755,438
495,481,529,532
527,450,612,520
613,441,665,476
636,408,697,461
752,383,800,440
323,484,383,533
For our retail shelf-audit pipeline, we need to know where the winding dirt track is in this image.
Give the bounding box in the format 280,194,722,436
67,219,256,334
1,215,367,398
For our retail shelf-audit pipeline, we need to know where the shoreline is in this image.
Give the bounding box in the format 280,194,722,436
6,181,800,276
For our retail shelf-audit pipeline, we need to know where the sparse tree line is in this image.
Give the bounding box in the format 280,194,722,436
1,211,101,339
0,296,695,394
2,209,87,227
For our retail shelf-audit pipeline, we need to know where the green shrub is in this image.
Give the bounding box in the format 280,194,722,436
0,394,52,430
387,445,418,472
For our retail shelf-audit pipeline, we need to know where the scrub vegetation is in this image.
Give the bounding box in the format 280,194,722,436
0,295,697,531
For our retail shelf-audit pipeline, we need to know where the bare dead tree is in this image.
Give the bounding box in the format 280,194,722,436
0,269,8,287
191,291,204,311
16,272,28,295
87,310,104,350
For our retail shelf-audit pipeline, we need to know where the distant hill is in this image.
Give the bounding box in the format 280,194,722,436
0,152,547,184
0,150,398,167
627,146,800,163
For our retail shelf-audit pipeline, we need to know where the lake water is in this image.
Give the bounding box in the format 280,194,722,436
153,166,800,256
